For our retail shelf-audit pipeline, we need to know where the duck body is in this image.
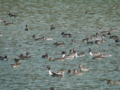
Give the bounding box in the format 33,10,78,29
9,13,17,17
49,57,64,61
3,21,13,25
61,32,72,37
11,64,20,68
0,56,8,61
79,64,89,71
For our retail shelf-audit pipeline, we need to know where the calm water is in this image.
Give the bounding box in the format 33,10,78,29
0,0,120,90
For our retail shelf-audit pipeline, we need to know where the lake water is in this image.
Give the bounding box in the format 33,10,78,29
0,0,120,90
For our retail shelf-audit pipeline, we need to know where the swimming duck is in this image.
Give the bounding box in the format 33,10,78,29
33,35,45,41
50,25,55,30
49,57,64,61
89,48,101,56
79,64,89,71
25,25,29,31
73,69,83,75
54,70,65,75
86,39,94,44
42,53,49,59
0,55,8,60
47,66,65,77
11,64,20,68
54,42,65,46
92,53,104,60
14,58,21,64
62,51,75,60
82,36,89,42
109,28,117,32
107,80,120,84
71,39,76,44
95,40,101,44
68,69,73,75
3,21,13,25
61,32,72,37
115,38,120,42
101,37,106,43
9,13,16,17
18,52,31,60
100,31,110,34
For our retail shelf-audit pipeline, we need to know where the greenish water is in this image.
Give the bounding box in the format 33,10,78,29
0,0,120,90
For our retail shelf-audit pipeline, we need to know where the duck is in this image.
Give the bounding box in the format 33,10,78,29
61,51,75,60
11,64,20,68
101,37,106,43
47,66,65,77
9,13,16,17
61,32,72,37
54,42,65,46
115,38,120,42
95,40,101,44
18,52,31,60
50,25,55,30
0,55,8,60
86,38,94,44
71,39,76,44
25,25,29,31
3,21,13,25
77,52,85,57
33,35,45,41
85,11,95,15
92,53,104,60
50,87,55,90
100,31,110,34
42,53,49,59
79,64,89,71
68,69,73,75
89,48,101,56
54,70,65,75
11,58,21,68
49,57,64,61
82,36,89,42
109,28,117,32
107,80,120,84
73,69,83,75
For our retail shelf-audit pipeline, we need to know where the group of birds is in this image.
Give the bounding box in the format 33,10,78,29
0,9,120,90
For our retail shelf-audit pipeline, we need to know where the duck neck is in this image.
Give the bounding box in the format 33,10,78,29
49,70,52,75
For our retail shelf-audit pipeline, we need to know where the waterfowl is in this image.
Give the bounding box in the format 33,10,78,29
54,42,65,46
77,52,85,57
9,13,16,17
73,69,83,75
50,87,55,90
61,32,72,37
107,80,120,84
14,58,21,64
42,53,49,59
89,48,101,56
18,52,31,60
85,11,95,15
86,38,94,44
101,37,106,43
68,69,73,75
95,40,101,44
79,64,89,71
92,54,104,60
109,35,118,40
109,28,117,32
100,31,110,34
25,25,29,31
112,5,116,9
11,64,20,68
71,39,76,44
50,25,55,30
3,21,13,25
0,55,8,60
47,66,65,77
82,36,89,42
49,57,64,61
115,38,120,42
62,51,75,60
33,35,45,41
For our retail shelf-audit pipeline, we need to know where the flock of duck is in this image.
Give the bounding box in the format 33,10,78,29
0,11,120,90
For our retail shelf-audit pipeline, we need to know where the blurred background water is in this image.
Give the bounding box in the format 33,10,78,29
0,0,120,90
